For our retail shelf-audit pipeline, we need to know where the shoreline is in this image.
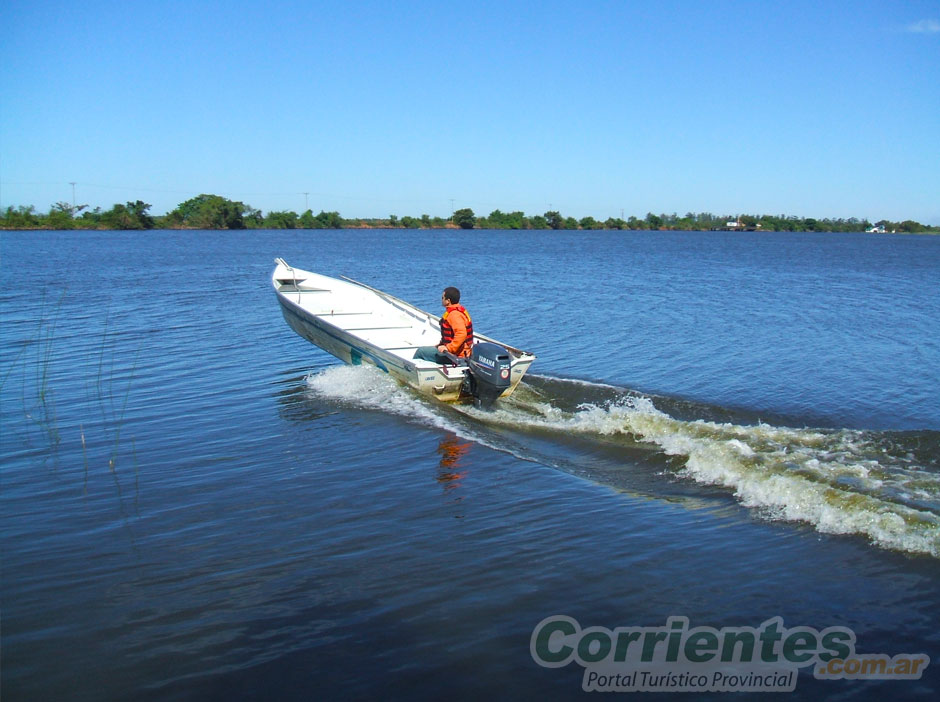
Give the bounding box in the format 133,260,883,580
4,194,938,233
2,225,936,235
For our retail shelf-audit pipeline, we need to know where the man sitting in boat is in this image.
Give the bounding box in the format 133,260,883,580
414,287,473,364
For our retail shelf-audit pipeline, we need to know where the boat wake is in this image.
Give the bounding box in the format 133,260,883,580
304,365,940,558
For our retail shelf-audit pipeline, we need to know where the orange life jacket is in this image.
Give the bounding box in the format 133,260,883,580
440,305,473,357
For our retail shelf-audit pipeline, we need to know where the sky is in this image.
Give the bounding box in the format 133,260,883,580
2,0,939,223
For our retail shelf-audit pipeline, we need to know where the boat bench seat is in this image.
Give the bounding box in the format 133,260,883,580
305,307,438,353
385,346,421,358
340,324,413,331
340,323,435,350
278,286,332,293
307,309,374,317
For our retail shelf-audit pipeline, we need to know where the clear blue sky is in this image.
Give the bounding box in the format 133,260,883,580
2,0,938,222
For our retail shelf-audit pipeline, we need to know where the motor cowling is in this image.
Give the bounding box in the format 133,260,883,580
465,342,512,408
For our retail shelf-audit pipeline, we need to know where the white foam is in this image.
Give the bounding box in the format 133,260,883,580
303,367,940,557
305,364,457,433
478,392,940,557
303,365,539,464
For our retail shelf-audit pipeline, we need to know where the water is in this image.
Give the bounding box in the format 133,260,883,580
2,229,939,700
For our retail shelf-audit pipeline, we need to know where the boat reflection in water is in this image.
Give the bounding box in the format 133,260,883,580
436,434,472,498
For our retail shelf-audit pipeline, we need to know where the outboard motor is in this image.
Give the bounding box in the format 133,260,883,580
465,342,512,408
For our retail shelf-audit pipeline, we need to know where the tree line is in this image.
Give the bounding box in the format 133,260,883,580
1,194,937,233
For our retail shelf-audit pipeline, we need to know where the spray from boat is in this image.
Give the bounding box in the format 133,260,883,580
304,364,940,559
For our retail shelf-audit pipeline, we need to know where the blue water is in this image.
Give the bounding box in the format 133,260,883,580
2,229,939,700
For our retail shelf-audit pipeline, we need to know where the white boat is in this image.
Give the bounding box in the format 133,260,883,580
272,258,536,405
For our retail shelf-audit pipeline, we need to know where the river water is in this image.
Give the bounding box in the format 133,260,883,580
1,229,938,700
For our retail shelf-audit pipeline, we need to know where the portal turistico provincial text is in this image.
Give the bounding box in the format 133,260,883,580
530,615,929,693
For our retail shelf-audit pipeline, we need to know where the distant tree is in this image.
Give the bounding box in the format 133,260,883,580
299,209,318,228
101,200,155,230
13,206,40,227
51,201,88,220
170,194,249,229
898,220,925,233
487,209,528,229
400,216,420,228
265,210,298,229
507,211,526,229
244,207,264,228
47,203,76,229
563,216,579,230
579,216,599,230
314,211,343,228
526,215,544,229
453,208,476,229
80,207,103,227
694,212,721,230
164,209,184,228
645,213,662,229
103,203,133,229
129,200,155,229
675,214,695,230
389,215,399,227
544,210,563,230
768,215,798,232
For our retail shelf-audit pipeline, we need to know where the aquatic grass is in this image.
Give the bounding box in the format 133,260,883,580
77,304,143,523
132,436,140,516
80,422,89,493
5,288,143,524
81,299,141,477
108,346,140,472
86,314,141,532
36,290,66,409
77,304,145,547
12,288,68,458
93,302,112,419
